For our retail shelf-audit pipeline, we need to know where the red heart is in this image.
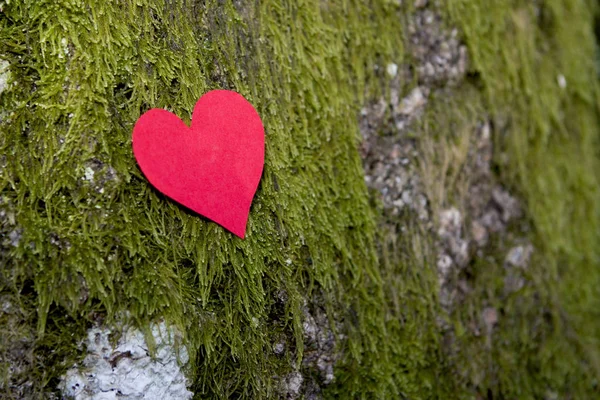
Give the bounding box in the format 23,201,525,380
132,90,265,238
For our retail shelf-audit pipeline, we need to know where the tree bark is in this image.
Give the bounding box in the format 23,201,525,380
1,0,599,398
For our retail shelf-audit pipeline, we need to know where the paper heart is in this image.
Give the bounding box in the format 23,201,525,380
132,90,265,238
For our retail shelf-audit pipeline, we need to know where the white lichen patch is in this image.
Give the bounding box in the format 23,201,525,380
282,372,303,399
557,74,567,89
0,59,11,95
59,37,70,59
59,320,193,400
84,167,95,182
386,62,398,78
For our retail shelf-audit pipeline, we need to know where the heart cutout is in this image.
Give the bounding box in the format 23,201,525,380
132,90,265,238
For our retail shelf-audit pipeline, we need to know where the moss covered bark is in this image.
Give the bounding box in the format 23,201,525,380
0,0,598,398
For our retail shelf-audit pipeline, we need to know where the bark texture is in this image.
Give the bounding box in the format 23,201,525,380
1,0,599,398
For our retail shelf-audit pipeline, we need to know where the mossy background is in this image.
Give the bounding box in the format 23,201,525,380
0,0,598,399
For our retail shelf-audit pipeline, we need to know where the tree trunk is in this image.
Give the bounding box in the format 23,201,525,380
1,0,599,398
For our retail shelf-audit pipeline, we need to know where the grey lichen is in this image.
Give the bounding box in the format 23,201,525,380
0,59,9,95
59,320,192,400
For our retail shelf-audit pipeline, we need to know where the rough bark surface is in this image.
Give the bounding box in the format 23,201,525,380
1,0,599,399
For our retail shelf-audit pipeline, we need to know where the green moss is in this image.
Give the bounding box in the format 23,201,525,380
1,0,599,398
